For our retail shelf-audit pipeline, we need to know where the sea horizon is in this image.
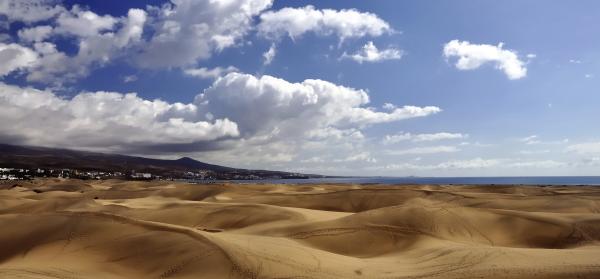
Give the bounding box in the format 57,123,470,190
214,175,600,185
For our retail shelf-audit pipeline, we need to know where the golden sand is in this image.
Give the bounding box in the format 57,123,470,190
1,179,600,278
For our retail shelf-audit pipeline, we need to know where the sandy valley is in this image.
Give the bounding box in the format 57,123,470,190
1,179,600,278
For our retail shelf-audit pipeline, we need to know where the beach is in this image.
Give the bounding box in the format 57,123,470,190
1,179,600,278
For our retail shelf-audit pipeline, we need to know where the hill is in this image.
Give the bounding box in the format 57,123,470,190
0,144,315,179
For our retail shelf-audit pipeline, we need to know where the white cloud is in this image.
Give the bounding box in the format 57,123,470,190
0,82,239,152
114,8,147,48
0,72,439,162
569,59,582,64
0,43,38,76
17,25,53,42
54,5,117,37
0,0,64,23
518,149,550,155
122,75,138,83
135,0,273,68
195,73,440,139
263,43,276,65
341,41,402,63
22,42,72,82
382,103,396,110
184,66,239,79
201,140,299,165
436,158,499,169
520,135,540,145
443,40,528,80
11,0,273,83
383,133,412,143
585,74,594,79
566,142,600,154
7,1,394,85
257,5,391,41
379,158,566,172
519,135,568,145
19,8,148,84
380,158,498,171
388,145,459,155
306,127,364,141
505,160,566,168
413,132,468,142
335,152,376,163
383,132,467,144
185,73,439,168
459,142,493,147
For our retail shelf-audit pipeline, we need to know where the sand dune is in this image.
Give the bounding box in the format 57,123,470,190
1,179,600,278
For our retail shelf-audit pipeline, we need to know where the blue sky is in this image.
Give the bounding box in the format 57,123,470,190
1,0,599,176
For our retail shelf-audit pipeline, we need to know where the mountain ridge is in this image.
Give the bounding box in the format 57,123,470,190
0,143,317,179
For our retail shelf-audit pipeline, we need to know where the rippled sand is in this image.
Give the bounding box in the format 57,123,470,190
1,179,600,278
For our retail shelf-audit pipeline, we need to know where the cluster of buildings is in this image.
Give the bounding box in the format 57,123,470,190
1,167,69,180
0,167,127,180
0,167,311,181
0,167,219,181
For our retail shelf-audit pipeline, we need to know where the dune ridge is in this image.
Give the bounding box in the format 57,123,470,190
1,179,600,278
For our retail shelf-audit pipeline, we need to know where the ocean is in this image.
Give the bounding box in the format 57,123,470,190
215,176,600,185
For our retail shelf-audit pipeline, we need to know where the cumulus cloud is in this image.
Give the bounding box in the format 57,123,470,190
0,0,64,23
341,41,402,63
257,5,391,41
128,72,438,166
443,40,528,79
7,1,395,85
20,8,147,84
387,145,459,155
0,43,38,76
6,0,278,83
54,5,117,37
383,132,467,144
0,82,239,152
114,8,147,48
0,73,439,159
135,0,273,68
184,66,239,79
17,25,53,42
195,73,440,139
263,43,276,65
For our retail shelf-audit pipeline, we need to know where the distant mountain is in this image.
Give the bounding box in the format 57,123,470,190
0,144,317,179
